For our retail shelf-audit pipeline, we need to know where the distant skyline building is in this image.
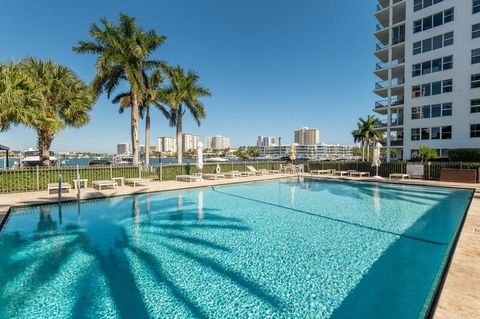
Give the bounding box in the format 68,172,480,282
257,136,276,147
116,143,129,155
205,135,230,149
139,145,157,153
158,136,176,153
294,127,320,145
259,143,353,160
182,133,199,152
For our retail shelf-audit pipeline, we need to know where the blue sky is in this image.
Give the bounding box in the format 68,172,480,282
0,0,378,153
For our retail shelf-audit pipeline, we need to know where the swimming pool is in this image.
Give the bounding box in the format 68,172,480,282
0,178,472,318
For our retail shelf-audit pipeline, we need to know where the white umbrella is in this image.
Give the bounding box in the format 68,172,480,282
196,141,204,179
372,141,382,179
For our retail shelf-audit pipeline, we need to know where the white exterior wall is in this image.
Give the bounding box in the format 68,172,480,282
402,1,480,158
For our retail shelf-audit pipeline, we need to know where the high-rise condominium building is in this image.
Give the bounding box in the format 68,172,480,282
116,143,129,155
373,0,480,160
294,127,320,145
257,136,276,147
158,137,176,152
182,133,199,152
205,135,230,149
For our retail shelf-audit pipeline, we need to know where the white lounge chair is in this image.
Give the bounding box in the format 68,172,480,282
350,171,371,177
239,171,256,177
176,174,202,182
246,166,269,175
224,171,241,178
202,173,225,180
125,178,150,187
389,173,410,180
334,171,349,176
47,182,71,194
93,180,118,190
310,169,331,175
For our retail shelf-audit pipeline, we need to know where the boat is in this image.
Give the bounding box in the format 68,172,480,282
204,157,229,163
21,148,58,167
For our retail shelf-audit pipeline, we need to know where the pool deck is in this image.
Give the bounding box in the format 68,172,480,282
0,173,479,318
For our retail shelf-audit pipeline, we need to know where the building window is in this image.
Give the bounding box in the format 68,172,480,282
473,23,480,39
412,55,453,77
443,56,453,69
472,49,480,64
414,8,454,34
431,127,441,140
422,105,431,118
442,103,452,116
413,32,454,55
471,124,480,138
443,79,453,93
475,0,480,14
442,126,452,139
415,0,444,12
472,73,480,88
412,63,421,77
412,107,421,119
411,129,420,141
471,99,480,113
421,128,430,140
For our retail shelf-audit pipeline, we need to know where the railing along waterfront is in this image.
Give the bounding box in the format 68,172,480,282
0,161,478,193
0,161,283,193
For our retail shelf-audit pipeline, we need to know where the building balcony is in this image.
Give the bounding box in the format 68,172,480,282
374,41,405,63
376,119,404,130
374,59,405,81
373,96,404,114
374,78,404,98
375,0,405,26
390,139,404,147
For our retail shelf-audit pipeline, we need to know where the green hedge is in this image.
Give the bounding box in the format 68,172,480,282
448,149,480,162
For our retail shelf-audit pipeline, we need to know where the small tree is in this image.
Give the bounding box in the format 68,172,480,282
419,145,437,163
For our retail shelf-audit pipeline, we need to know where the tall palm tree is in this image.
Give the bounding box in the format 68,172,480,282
112,69,165,166
0,63,41,132
73,14,166,165
351,122,365,161
19,58,94,166
159,66,211,164
357,115,383,161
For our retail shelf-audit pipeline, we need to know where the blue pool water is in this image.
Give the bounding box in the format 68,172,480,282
0,178,472,318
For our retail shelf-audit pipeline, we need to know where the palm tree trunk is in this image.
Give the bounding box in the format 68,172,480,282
176,110,183,164
366,142,370,162
145,106,150,166
361,142,365,161
131,93,140,165
37,129,53,167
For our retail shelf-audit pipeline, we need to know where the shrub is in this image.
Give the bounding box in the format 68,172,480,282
448,149,480,162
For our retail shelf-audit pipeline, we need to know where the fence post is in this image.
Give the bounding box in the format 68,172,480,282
36,165,40,191
109,164,113,179
160,162,163,181
139,165,142,178
58,174,62,204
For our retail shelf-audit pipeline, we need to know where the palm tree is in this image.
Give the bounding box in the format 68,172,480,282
356,115,383,161
74,14,166,165
112,69,164,166
19,58,94,166
159,66,211,164
0,63,41,132
351,125,365,162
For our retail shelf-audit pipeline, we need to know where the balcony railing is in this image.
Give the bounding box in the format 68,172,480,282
376,119,404,128
376,23,386,32
375,59,405,71
390,139,404,146
391,119,404,126
374,97,404,109
376,42,387,51
392,36,405,45
375,78,404,90
376,3,387,11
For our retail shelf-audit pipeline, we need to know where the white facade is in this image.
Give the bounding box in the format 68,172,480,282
373,0,480,160
259,144,354,160
294,127,320,145
205,135,230,149
158,136,176,152
182,133,199,152
257,136,276,147
116,143,129,155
